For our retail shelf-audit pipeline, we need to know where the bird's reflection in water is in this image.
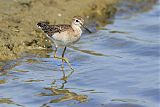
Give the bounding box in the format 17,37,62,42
40,69,88,107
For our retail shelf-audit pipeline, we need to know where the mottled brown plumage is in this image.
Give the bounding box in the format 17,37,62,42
37,22,72,37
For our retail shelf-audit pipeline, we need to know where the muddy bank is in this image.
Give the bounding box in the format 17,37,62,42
0,0,118,60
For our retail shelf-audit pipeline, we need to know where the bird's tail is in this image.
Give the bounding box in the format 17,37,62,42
37,21,50,31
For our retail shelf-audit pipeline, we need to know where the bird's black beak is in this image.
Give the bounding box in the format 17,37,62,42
81,24,92,33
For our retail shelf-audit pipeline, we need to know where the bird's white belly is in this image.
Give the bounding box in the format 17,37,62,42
51,31,81,47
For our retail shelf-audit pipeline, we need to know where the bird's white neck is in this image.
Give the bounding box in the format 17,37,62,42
71,23,82,35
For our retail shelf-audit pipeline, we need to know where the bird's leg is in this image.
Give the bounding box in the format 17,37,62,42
54,47,64,60
61,47,74,70
53,47,74,70
61,47,66,69
53,47,65,60
53,47,58,58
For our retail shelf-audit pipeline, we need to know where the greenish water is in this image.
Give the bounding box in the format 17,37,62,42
0,1,160,107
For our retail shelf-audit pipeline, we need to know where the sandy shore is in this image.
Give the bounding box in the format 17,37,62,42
0,0,118,60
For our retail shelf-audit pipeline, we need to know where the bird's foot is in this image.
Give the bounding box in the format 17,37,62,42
62,57,74,71
54,55,74,71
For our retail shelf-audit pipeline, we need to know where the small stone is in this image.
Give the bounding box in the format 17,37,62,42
58,13,62,17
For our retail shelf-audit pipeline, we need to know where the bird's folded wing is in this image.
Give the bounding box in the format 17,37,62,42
45,24,71,36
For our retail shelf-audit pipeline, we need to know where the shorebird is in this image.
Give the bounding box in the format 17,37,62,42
37,16,91,70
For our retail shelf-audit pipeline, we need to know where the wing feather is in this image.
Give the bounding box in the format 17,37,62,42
37,22,71,37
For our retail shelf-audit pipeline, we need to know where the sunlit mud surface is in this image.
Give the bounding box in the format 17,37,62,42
0,1,159,107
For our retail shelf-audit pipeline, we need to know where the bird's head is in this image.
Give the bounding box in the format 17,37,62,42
72,16,92,33
72,16,84,27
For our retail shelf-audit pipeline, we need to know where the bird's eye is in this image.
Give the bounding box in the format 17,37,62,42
76,20,79,22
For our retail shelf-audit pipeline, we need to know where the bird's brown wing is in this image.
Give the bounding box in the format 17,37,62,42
37,22,71,36
45,24,71,36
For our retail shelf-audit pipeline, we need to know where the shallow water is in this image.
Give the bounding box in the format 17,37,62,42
0,1,160,107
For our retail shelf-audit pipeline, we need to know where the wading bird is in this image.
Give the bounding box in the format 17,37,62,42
37,16,91,70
